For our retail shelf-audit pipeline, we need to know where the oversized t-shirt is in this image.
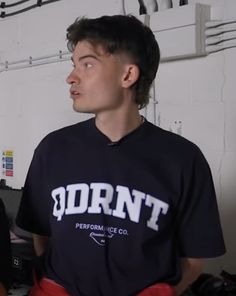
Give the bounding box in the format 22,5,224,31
16,118,226,296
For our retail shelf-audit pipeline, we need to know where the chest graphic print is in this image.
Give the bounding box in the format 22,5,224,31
51,182,169,245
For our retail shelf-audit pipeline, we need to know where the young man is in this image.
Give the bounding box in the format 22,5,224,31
16,15,225,296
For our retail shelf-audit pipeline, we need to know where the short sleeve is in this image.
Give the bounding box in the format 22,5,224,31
16,145,51,236
176,147,226,258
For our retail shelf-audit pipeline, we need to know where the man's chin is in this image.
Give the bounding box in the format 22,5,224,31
72,104,93,114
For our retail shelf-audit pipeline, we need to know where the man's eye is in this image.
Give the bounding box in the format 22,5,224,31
84,62,92,69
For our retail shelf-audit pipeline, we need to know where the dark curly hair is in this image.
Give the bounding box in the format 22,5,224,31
66,14,160,109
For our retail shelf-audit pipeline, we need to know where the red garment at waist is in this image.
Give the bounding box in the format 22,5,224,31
137,283,176,296
29,277,70,296
29,275,175,296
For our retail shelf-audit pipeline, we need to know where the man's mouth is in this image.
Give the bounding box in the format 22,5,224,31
70,90,81,98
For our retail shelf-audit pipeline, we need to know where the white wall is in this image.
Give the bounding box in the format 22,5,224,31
0,0,235,274
155,0,236,275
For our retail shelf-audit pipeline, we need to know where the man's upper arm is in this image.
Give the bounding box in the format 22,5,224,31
33,234,49,256
174,258,204,296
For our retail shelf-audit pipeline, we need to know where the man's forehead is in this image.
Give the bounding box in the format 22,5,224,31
73,40,110,57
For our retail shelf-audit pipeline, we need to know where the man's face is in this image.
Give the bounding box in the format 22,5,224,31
67,40,127,114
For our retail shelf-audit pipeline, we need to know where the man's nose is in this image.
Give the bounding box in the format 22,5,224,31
66,69,80,85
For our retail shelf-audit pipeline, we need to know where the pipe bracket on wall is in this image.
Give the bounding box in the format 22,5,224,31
0,50,71,72
205,19,236,54
0,0,62,18
149,3,211,62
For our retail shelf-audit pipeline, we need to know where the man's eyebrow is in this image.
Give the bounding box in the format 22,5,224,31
71,55,100,63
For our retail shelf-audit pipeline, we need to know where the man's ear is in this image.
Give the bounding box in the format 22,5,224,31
121,64,140,88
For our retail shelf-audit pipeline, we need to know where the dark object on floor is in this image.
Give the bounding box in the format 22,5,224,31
0,189,35,288
191,273,224,296
11,241,35,286
189,271,236,296
220,270,236,295
0,198,12,291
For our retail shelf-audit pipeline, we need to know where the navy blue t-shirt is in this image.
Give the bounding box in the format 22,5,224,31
16,118,226,296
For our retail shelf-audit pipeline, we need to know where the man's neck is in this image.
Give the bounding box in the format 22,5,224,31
95,108,142,143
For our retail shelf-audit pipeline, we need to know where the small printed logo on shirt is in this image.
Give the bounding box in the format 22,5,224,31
90,231,114,246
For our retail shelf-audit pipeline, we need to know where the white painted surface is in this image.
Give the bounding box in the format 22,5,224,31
0,0,235,275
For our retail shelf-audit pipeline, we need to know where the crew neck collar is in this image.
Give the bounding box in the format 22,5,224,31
89,116,147,146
